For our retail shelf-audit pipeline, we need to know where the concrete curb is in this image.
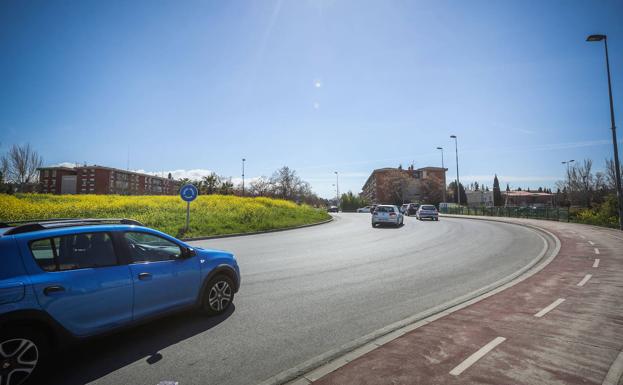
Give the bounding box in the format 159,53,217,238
181,217,334,242
257,216,562,385
603,350,623,385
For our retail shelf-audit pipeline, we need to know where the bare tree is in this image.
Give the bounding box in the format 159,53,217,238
249,177,273,196
270,166,303,200
1,144,43,191
605,158,623,191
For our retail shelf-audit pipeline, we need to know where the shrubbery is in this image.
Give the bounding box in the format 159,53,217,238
570,194,619,228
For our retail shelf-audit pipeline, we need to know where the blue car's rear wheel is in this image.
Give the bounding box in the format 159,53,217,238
202,275,234,315
0,328,48,385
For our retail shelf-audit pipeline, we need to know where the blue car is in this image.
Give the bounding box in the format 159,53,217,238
0,218,240,385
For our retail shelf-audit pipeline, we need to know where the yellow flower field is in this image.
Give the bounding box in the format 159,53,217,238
0,194,330,238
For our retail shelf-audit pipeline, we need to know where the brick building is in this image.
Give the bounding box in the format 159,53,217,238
38,165,179,195
361,166,447,204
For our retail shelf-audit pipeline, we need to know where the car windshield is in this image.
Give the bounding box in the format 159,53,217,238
376,206,395,213
421,205,436,210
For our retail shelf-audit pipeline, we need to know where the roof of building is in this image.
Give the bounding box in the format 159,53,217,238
37,166,76,171
503,191,553,197
38,165,176,181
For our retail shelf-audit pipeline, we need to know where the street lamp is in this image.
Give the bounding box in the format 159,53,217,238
450,135,461,206
561,159,575,182
334,171,339,208
587,34,623,230
436,147,446,203
242,158,246,197
562,160,575,202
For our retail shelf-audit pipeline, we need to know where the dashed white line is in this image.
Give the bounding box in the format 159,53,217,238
588,241,595,245
449,337,506,376
534,298,565,318
593,259,600,268
594,248,600,255
577,274,592,287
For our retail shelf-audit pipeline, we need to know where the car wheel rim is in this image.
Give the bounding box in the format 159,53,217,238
208,281,232,312
0,338,38,385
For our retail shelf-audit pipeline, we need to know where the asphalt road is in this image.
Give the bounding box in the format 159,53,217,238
47,213,546,385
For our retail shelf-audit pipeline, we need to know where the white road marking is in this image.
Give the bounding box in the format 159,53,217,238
593,259,600,268
594,248,600,255
534,298,565,318
577,274,592,287
580,235,586,239
449,337,506,376
588,241,595,245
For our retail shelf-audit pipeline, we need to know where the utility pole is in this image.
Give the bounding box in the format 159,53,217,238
334,171,339,208
242,158,246,197
587,34,623,230
450,135,461,206
437,147,446,203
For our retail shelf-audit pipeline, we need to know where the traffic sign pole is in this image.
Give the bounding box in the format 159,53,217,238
186,201,190,232
180,184,199,234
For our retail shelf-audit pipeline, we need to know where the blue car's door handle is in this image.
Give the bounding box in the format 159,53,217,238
43,285,65,296
138,272,152,281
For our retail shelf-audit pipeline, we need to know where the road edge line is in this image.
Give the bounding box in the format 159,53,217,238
181,217,334,242
256,217,561,385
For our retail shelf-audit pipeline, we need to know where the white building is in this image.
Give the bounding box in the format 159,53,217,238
465,190,494,207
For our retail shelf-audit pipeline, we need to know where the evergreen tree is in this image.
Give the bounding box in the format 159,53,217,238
493,174,503,207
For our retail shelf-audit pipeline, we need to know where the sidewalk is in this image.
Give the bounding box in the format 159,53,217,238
300,218,623,385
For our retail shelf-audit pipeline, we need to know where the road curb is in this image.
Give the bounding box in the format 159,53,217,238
181,217,334,242
603,350,623,385
257,216,562,385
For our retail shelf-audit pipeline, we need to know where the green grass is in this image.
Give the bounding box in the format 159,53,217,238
0,194,331,238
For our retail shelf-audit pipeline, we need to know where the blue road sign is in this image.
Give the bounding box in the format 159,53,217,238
180,184,198,202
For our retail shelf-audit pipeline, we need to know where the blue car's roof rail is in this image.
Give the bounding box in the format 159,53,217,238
2,218,144,236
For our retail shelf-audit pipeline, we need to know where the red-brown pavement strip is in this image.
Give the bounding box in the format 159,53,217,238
312,219,623,385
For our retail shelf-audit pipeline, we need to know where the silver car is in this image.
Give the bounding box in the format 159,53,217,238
416,204,439,221
372,205,404,227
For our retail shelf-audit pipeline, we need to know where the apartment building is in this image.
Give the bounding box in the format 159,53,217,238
361,165,447,204
38,165,179,195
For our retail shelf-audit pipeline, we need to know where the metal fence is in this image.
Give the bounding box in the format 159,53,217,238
440,206,570,222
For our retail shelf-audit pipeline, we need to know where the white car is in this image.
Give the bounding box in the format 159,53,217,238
357,206,372,213
371,205,404,227
416,204,439,221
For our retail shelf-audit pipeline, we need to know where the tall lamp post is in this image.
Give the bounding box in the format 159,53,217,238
562,159,574,206
436,146,446,203
587,34,623,230
450,135,461,206
242,158,246,197
561,159,575,188
334,171,339,208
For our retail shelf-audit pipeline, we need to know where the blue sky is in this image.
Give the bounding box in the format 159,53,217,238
1,0,622,198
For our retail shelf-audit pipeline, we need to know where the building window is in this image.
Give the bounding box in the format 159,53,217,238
52,170,56,177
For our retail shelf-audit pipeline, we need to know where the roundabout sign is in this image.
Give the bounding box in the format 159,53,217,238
180,184,199,232
180,184,198,202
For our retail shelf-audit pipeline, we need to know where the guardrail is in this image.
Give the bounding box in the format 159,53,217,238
440,206,570,222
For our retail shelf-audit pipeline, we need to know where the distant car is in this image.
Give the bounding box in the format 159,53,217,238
372,205,404,227
400,204,409,214
416,204,439,221
0,218,240,385
328,206,339,213
405,203,420,216
356,206,371,213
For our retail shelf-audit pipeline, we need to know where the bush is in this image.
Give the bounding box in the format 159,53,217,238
571,194,619,228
